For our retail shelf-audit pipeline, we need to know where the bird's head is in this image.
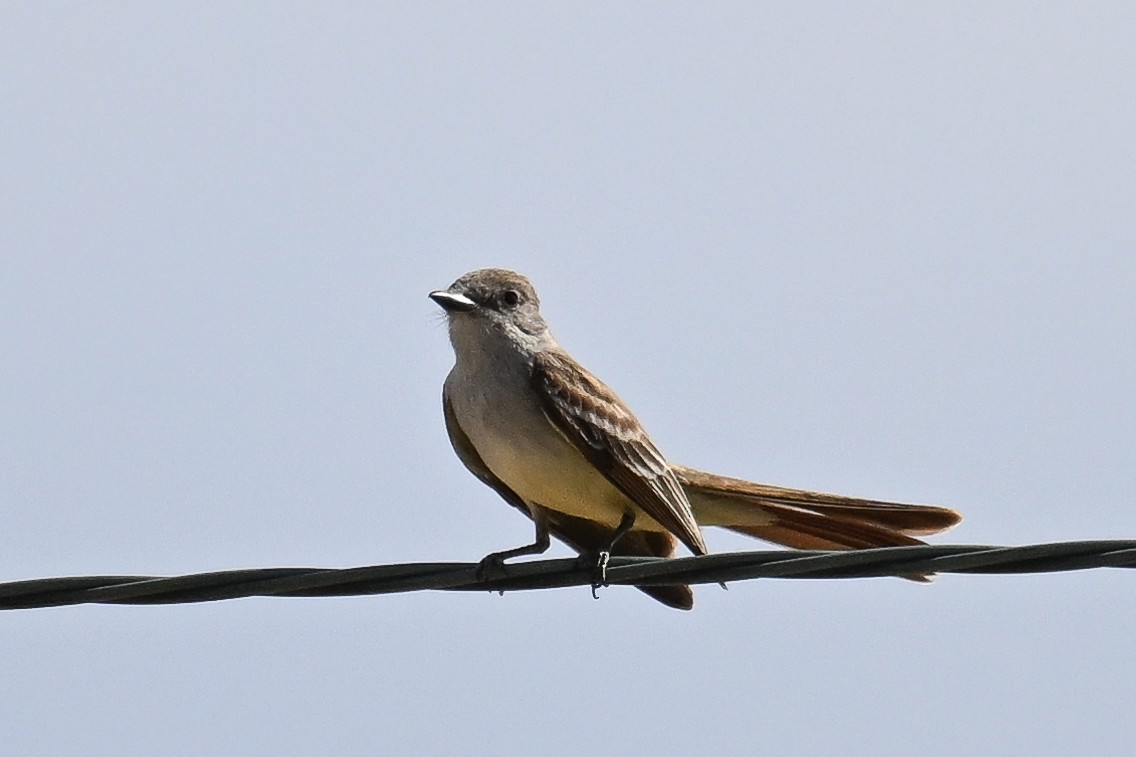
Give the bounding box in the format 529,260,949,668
430,268,551,351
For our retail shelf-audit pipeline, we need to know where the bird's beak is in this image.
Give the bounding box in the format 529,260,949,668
429,290,477,313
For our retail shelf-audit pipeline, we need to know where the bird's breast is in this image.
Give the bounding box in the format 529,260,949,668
445,357,639,528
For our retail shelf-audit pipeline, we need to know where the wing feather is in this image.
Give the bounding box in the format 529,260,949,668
532,350,707,555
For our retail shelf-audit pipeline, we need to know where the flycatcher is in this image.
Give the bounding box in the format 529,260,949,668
431,268,961,609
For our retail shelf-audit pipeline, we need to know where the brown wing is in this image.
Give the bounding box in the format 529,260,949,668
531,350,707,555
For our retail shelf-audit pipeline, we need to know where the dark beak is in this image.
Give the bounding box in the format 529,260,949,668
429,290,477,313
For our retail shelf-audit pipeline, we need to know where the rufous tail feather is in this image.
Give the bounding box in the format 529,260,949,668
673,464,961,582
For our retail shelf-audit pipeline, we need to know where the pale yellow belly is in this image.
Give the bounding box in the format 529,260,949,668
484,429,634,527
450,371,665,533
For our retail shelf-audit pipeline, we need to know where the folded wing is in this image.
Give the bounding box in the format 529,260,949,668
532,350,708,556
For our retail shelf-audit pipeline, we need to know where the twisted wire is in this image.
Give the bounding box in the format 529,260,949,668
3,540,1134,610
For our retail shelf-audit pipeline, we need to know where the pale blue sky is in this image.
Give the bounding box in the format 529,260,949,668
2,4,1134,755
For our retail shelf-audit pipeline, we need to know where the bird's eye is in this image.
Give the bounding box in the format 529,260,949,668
499,289,521,308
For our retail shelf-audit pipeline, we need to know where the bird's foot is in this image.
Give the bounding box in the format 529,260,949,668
475,552,510,583
574,550,612,600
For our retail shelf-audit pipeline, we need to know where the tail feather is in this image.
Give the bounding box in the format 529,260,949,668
673,463,961,553
634,583,695,610
540,467,960,609
724,511,925,551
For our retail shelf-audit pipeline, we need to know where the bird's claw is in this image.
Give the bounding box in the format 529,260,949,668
589,551,612,600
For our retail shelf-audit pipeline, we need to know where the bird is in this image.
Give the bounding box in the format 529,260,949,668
430,268,961,609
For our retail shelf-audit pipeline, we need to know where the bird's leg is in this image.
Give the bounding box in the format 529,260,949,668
598,510,636,583
475,508,551,581
580,511,637,599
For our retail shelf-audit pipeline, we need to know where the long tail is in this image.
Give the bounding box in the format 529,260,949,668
673,464,962,554
553,467,961,610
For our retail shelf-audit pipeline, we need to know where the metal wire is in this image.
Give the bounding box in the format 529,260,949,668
3,540,1134,610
